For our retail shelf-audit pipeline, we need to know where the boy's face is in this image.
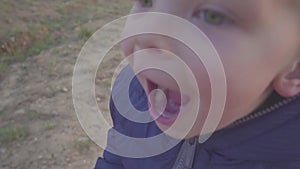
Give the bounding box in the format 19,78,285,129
121,0,300,138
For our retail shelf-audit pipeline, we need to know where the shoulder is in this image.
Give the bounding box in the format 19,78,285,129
208,95,300,162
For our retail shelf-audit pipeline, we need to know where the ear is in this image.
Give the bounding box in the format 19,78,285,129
273,61,300,97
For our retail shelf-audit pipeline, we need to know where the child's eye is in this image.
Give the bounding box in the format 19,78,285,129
137,0,153,8
198,9,233,26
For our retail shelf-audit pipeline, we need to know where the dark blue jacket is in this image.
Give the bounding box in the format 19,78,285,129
95,66,300,169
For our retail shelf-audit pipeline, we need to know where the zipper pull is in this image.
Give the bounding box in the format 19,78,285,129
172,136,198,169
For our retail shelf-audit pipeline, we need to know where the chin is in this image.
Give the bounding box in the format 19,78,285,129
154,120,202,140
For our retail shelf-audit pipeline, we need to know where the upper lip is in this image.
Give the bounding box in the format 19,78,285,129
146,79,157,95
142,72,180,94
146,78,178,95
146,78,190,106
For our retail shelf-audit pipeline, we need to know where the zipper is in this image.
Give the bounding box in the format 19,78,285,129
172,136,198,169
228,93,300,128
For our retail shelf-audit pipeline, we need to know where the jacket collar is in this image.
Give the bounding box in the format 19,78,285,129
205,93,300,161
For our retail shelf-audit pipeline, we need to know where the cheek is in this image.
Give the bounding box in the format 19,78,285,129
211,36,278,126
121,38,135,57
174,45,212,109
211,20,299,127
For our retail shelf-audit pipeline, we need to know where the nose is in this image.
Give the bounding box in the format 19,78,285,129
121,29,182,59
135,34,175,52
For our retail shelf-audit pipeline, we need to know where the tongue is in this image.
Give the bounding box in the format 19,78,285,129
168,90,181,104
165,90,181,114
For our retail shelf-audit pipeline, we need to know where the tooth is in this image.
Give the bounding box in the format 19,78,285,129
154,90,166,114
155,91,165,102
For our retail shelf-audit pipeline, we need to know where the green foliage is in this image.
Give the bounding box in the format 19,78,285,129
0,0,134,70
72,137,93,152
79,28,93,39
0,127,26,144
0,62,8,71
44,122,56,131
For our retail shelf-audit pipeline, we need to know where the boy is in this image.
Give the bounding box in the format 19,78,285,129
95,0,300,168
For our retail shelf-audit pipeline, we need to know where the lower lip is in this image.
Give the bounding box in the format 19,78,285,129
146,79,190,125
148,93,187,126
149,104,179,125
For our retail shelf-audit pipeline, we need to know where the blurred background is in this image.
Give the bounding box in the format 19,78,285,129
0,0,133,168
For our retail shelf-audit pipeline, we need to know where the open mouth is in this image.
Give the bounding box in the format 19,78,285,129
147,79,190,125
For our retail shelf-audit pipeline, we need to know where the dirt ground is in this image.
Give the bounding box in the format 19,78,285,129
0,0,133,168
